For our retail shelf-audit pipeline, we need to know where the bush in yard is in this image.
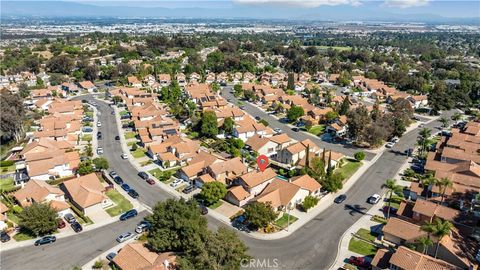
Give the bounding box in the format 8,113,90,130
92,157,109,170
354,151,366,161
302,195,319,212
200,182,227,206
18,203,58,236
244,202,277,230
131,143,138,151
0,160,14,167
93,260,103,269
77,160,94,175
286,105,305,122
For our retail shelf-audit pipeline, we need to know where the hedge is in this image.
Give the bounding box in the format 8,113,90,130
0,160,14,167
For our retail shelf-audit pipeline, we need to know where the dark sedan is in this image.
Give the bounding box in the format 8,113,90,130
128,189,139,199
34,236,56,246
71,222,83,233
119,209,138,221
334,194,347,204
138,171,149,180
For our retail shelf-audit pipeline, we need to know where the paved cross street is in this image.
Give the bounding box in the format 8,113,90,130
0,94,454,270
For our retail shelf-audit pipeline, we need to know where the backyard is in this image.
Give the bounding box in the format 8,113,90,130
105,189,133,217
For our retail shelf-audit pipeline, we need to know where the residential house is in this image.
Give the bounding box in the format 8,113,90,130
112,242,177,270
235,168,277,196
61,173,110,215
225,185,252,207
176,73,186,87
158,74,171,87
255,178,310,212
245,135,279,157
78,81,96,92
0,202,8,230
290,174,322,197
277,139,320,166
407,95,429,109
206,157,248,185
127,76,142,88
205,73,216,84
382,217,426,245
233,116,273,141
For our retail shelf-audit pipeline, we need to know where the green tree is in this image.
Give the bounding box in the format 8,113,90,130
92,157,109,170
18,203,58,236
347,105,371,139
200,182,227,206
439,117,449,128
416,236,434,254
322,172,344,192
112,96,123,104
325,111,338,122
287,73,295,90
286,105,305,122
354,151,365,161
1,91,26,142
451,112,462,122
77,160,94,175
436,177,453,205
222,117,235,135
233,84,243,97
244,202,277,229
201,111,218,138
431,218,453,258
384,179,403,218
339,96,350,115
393,118,406,137
146,199,208,253
302,195,319,212
417,128,432,155
18,83,30,98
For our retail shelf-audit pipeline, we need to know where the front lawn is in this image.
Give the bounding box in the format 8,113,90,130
348,238,378,256
274,213,298,229
105,189,133,217
85,111,94,118
356,228,377,242
384,195,402,210
1,164,16,173
131,148,147,158
336,159,362,180
13,232,35,241
124,132,136,140
119,110,129,116
209,200,223,209
0,178,15,192
308,125,325,136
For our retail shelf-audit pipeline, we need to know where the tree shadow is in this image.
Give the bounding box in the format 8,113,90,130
344,204,368,216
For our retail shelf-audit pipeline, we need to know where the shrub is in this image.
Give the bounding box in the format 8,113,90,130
354,151,366,161
0,160,14,167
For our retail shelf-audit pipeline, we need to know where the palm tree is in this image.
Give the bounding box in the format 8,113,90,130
421,175,438,199
416,236,434,254
439,117,449,128
421,220,435,238
451,112,462,122
436,177,453,205
417,128,432,155
384,179,404,218
431,218,453,258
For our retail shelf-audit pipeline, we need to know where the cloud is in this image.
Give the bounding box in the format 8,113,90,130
234,0,362,8
383,0,430,8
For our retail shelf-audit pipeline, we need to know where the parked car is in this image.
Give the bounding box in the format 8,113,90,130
273,128,282,134
170,179,182,188
135,221,152,234
121,153,129,159
182,185,196,194
97,122,102,127
64,213,76,224
97,134,103,140
71,222,83,233
348,256,370,268
115,136,120,140
385,142,395,148
368,194,381,204
128,189,139,199
97,147,104,155
239,106,246,110
57,219,66,229
109,171,118,178
113,176,124,185
334,194,347,204
119,209,138,221
254,116,261,121
291,127,299,132
116,232,134,243
1,231,11,243
34,236,56,246
121,183,130,191
106,252,117,261
390,137,400,143
146,178,155,185
138,171,149,180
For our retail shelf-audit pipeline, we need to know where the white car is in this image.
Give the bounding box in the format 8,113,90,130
391,137,400,143
121,153,129,159
116,232,134,243
97,122,102,127
385,142,395,148
273,128,282,134
97,148,104,155
170,179,182,188
368,194,381,204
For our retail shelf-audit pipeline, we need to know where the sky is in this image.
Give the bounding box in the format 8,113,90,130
3,0,480,19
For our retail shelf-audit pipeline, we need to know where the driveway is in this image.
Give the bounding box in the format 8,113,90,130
88,209,112,224
214,200,242,220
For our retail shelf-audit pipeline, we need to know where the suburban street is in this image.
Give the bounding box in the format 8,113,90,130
220,86,377,161
0,95,453,270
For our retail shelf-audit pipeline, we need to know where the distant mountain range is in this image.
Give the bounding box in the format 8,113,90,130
1,1,479,24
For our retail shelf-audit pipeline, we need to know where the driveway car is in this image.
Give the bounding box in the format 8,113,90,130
113,176,124,185
128,189,139,199
334,194,347,204
116,232,134,243
34,236,56,246
64,213,76,224
135,221,151,234
385,142,395,148
115,136,120,140
368,194,381,204
273,128,282,134
291,127,299,132
71,222,83,233
119,209,138,221
138,171,149,180
121,153,129,159
254,116,261,121
146,178,155,185
97,122,102,127
170,179,182,188
121,183,130,191
109,171,118,178
106,252,117,261
57,219,66,229
182,185,196,194
1,231,11,243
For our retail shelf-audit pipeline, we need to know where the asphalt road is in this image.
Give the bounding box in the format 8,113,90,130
221,86,376,161
0,94,454,270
